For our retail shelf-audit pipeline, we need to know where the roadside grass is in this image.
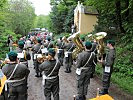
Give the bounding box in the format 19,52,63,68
95,64,133,95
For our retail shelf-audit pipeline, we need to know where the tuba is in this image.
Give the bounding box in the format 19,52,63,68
88,32,107,59
68,32,85,59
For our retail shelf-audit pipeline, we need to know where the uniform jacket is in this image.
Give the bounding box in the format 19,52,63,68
39,59,61,78
91,42,98,54
32,43,42,54
103,48,116,72
76,50,95,69
2,63,30,86
64,41,75,52
57,40,64,49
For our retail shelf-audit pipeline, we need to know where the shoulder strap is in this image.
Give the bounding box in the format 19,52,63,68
8,64,18,80
68,44,74,52
37,45,43,54
47,41,52,49
60,42,64,48
47,60,58,77
83,52,94,68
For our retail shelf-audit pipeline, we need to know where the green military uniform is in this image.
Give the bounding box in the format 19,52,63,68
39,49,61,100
32,38,42,77
64,40,74,73
43,38,53,56
2,51,30,100
57,37,64,66
100,40,116,94
90,41,98,78
76,42,95,100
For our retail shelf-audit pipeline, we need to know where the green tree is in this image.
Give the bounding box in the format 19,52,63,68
8,0,36,35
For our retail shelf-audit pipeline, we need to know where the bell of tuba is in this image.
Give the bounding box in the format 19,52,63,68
68,32,85,59
88,32,107,59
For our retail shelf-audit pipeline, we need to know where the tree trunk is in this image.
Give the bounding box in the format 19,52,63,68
115,1,125,33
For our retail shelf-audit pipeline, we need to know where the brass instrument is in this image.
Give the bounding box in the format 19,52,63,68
12,43,18,47
68,32,85,59
88,32,107,59
37,55,47,63
0,59,10,68
62,36,69,43
37,54,53,63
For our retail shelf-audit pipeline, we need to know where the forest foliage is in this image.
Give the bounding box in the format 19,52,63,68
0,0,36,58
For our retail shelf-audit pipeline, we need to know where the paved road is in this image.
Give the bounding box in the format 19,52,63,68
27,53,133,100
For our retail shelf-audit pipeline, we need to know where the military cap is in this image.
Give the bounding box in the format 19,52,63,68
8,51,18,57
107,40,115,46
47,37,51,41
81,36,85,41
37,38,41,42
85,41,92,47
48,48,55,56
18,41,24,47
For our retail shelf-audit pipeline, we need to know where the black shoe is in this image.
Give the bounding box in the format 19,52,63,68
99,89,108,95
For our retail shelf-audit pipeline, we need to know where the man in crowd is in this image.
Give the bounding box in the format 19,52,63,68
7,36,14,51
64,39,75,73
25,39,32,51
90,39,98,78
2,51,30,100
57,36,64,66
98,40,116,95
39,48,61,100
76,41,95,100
16,42,31,67
32,38,43,77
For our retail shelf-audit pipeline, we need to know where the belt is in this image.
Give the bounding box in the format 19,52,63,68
80,67,88,70
43,75,58,80
58,49,63,50
20,61,27,64
5,77,25,91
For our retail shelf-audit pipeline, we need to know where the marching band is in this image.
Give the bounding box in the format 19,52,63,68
0,31,116,100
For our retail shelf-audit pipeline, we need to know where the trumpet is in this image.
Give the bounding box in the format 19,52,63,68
0,59,10,68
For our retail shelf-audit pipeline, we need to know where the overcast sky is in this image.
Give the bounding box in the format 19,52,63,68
29,0,51,16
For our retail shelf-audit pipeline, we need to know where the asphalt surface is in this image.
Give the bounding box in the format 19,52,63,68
27,53,133,100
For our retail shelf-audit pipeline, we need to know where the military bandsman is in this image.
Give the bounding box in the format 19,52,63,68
39,48,61,100
2,51,30,100
98,40,116,95
76,41,96,100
